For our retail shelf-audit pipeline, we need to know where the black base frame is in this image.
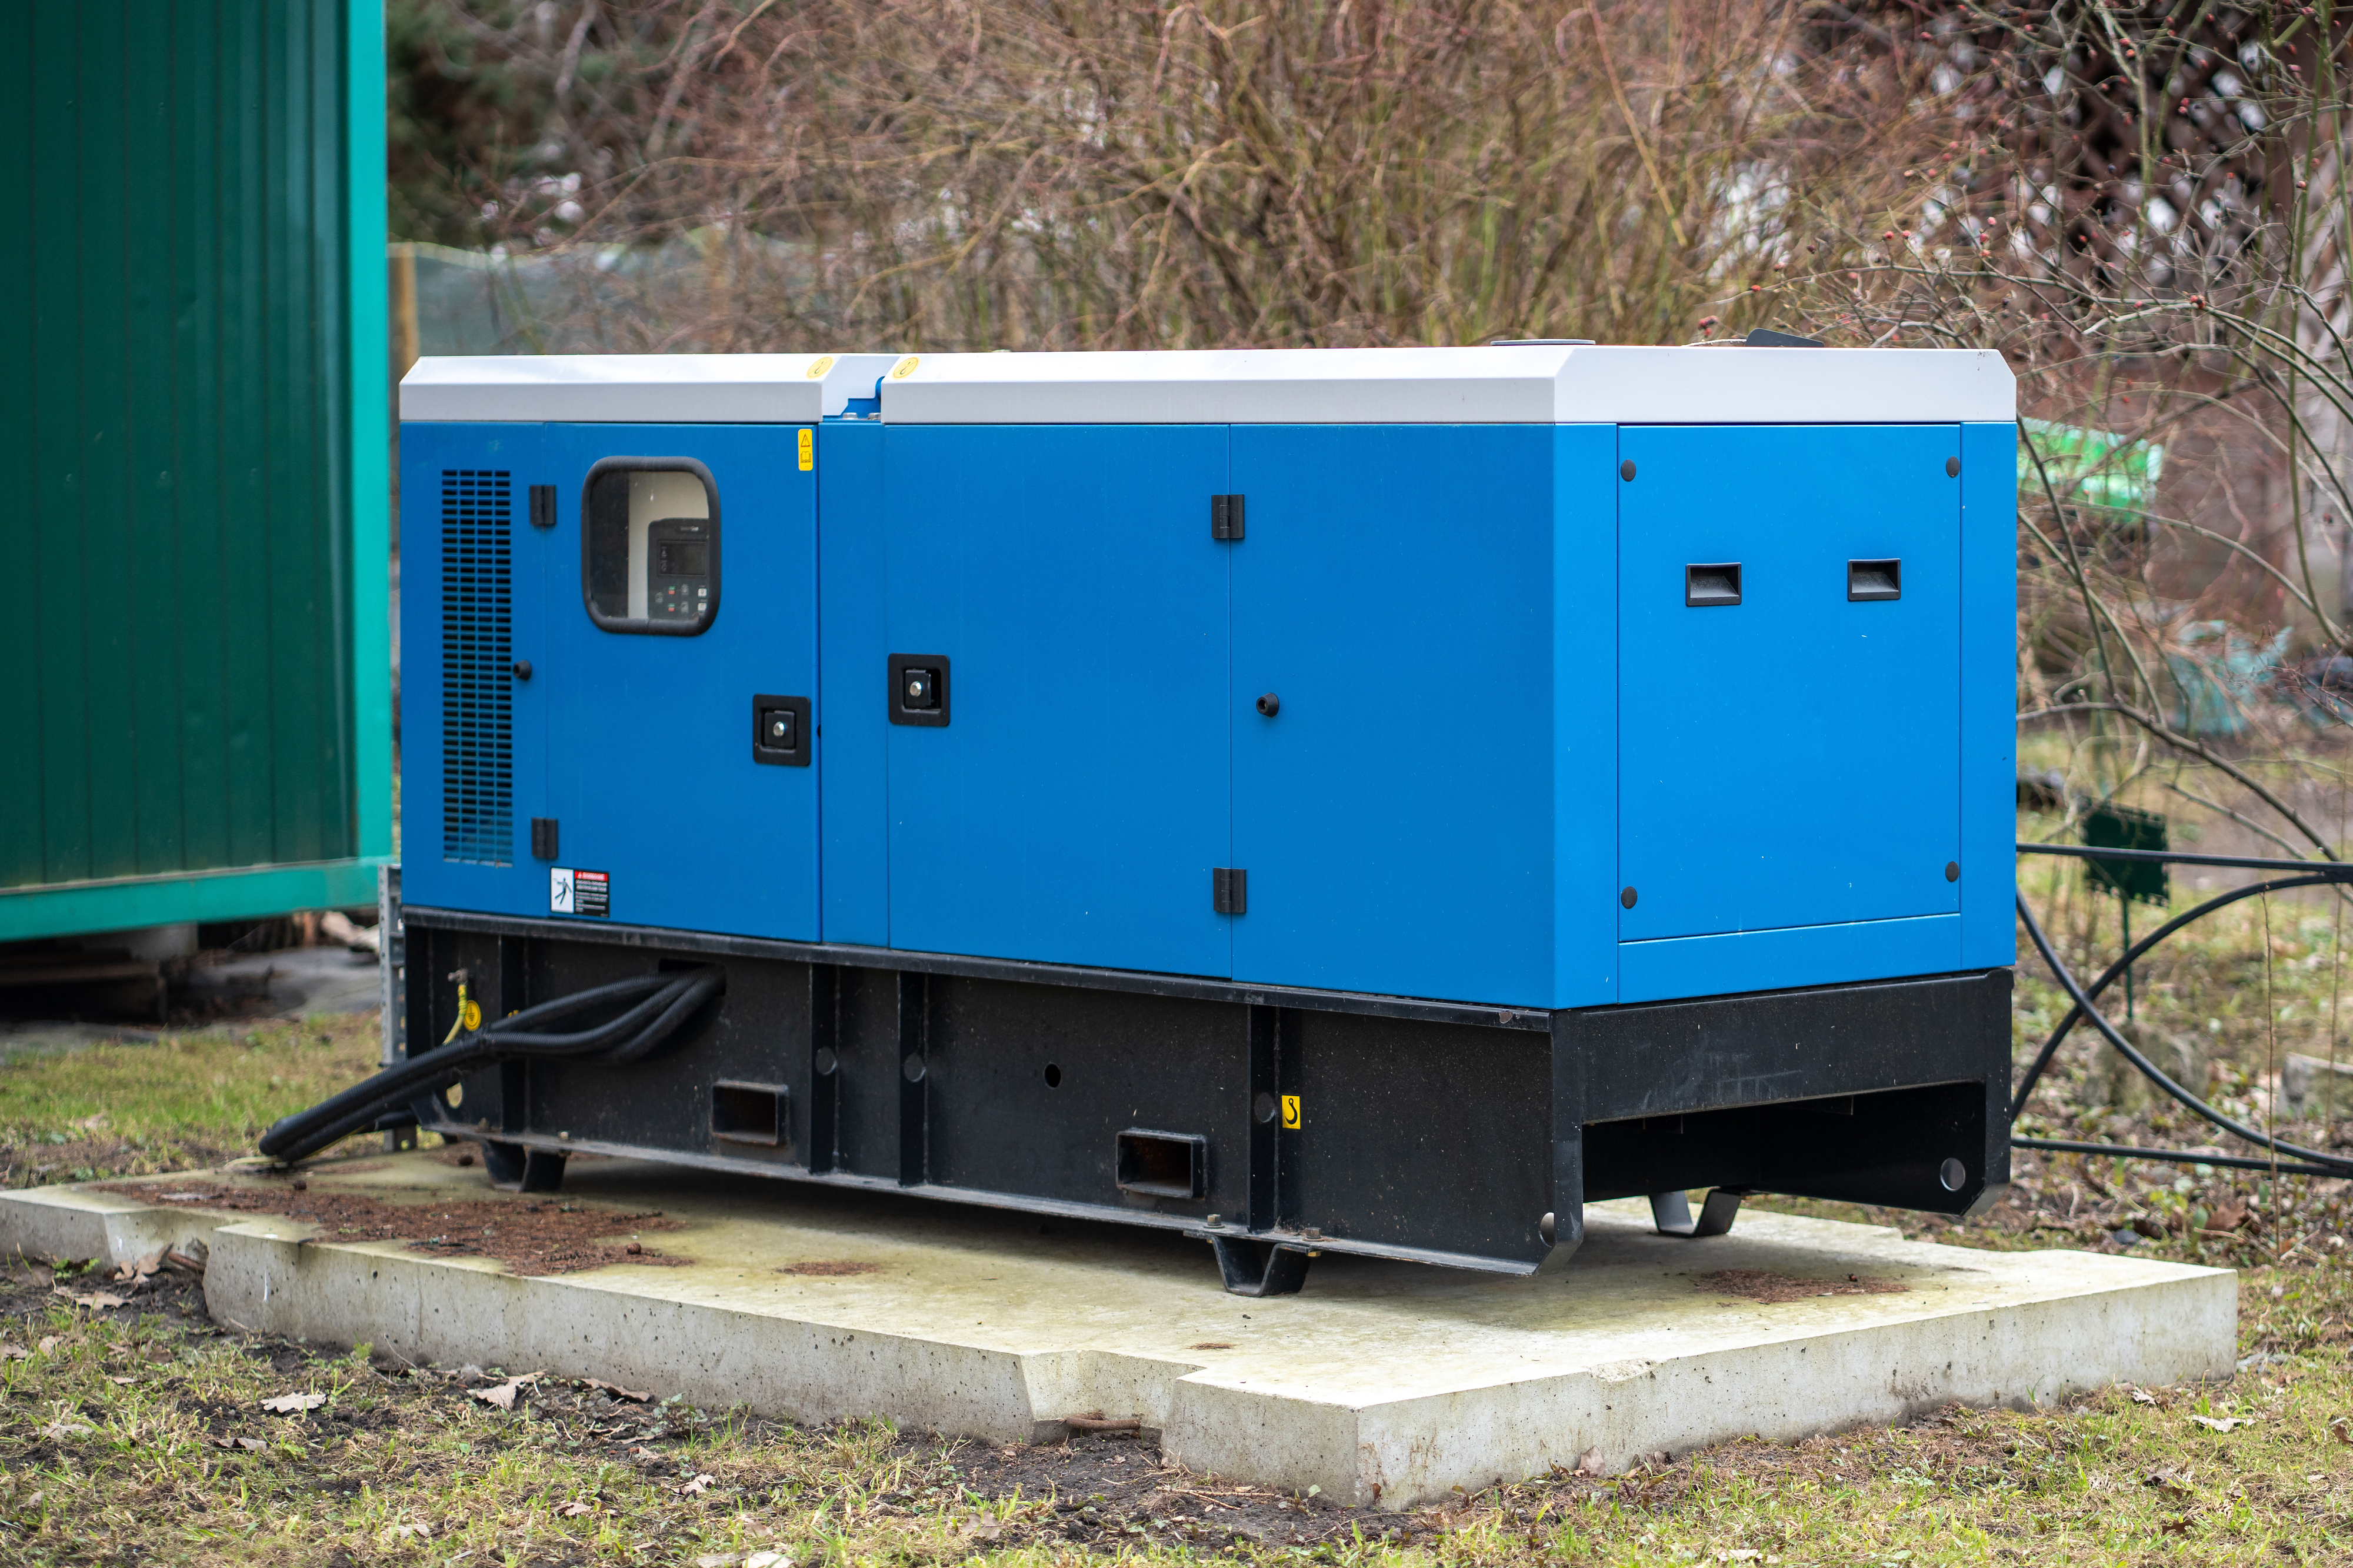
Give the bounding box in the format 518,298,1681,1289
401,906,2012,1288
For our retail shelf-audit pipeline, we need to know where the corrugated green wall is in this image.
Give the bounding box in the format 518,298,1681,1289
0,2,389,935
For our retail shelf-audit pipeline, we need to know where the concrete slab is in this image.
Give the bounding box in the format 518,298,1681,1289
0,1182,226,1265
1,1153,2234,1507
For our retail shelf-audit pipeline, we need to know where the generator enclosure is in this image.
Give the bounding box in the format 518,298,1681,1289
395,344,2018,1286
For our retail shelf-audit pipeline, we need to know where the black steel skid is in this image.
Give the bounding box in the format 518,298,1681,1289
402,907,2013,1292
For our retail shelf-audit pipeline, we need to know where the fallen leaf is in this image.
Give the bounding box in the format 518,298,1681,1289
236,1437,268,1452
0,1343,26,1361
52,1288,128,1310
383,1521,434,1540
469,1372,542,1410
677,1473,716,1496
43,1420,94,1439
695,1556,736,1568
260,1392,327,1414
2145,1469,2195,1499
1715,1552,1764,1563
2331,1415,2352,1446
2191,1415,2258,1433
744,1552,792,1568
1575,1444,1605,1476
2161,1516,2195,1536
106,1375,136,1386
582,1376,651,1403
36,1336,63,1355
115,1248,166,1283
558,1501,595,1518
2128,1386,2158,1406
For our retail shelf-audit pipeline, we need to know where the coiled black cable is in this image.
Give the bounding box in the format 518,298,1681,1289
258,966,724,1164
2011,859,2353,1179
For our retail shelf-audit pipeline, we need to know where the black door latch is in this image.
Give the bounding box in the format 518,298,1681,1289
753,693,811,765
887,655,951,726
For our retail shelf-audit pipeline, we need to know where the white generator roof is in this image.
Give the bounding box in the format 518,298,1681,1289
877,345,2015,424
399,352,902,422
399,345,2016,425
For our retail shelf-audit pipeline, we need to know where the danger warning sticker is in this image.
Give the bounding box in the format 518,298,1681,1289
550,868,612,919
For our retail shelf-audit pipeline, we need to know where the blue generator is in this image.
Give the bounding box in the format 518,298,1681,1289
386,343,2018,1294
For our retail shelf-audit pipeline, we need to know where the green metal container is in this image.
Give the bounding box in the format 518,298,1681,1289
0,2,389,939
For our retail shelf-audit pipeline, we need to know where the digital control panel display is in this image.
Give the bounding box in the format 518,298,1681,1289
647,518,712,621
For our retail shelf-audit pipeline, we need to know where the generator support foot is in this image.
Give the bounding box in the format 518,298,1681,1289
1649,1188,1744,1238
481,1141,568,1193
1209,1236,1312,1297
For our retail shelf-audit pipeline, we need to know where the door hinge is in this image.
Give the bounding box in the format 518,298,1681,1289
1213,867,1248,915
528,485,556,529
1211,494,1245,541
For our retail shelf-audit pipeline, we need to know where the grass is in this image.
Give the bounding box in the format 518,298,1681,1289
0,1014,381,1189
0,1253,2346,1566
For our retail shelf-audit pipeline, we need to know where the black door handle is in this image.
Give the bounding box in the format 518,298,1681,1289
1685,564,1741,606
1848,559,1901,600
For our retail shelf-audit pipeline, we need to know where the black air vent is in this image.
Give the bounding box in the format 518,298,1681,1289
442,471,514,865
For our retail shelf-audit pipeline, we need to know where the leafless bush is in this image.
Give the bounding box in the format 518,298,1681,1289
417,0,1954,349
416,1,2349,792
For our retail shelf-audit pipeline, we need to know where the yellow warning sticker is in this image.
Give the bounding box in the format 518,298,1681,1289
460,999,483,1032
1281,1095,1301,1130
797,428,814,472
889,354,921,379
804,353,836,379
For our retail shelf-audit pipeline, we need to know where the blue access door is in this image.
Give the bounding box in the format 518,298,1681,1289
1229,425,1561,1004
882,426,1233,976
540,423,821,940
1618,424,1961,945
396,422,555,924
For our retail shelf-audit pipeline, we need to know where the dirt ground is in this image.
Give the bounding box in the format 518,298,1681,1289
94,1177,689,1277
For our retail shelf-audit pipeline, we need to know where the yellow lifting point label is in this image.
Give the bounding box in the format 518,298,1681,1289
889,354,921,379
796,428,814,472
804,353,836,379
460,999,483,1032
1281,1095,1301,1130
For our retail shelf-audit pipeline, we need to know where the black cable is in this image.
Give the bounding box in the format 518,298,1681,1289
260,974,694,1157
2008,873,2344,1119
258,967,722,1164
2017,841,2353,875
2014,1137,2345,1180
2012,891,2353,1177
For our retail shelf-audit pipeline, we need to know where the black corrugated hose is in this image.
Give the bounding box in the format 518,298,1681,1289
2012,842,2353,1179
256,966,723,1165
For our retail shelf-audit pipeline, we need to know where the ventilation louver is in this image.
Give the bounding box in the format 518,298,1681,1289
441,471,513,865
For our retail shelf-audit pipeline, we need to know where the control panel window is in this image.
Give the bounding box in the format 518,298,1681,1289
582,459,720,633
